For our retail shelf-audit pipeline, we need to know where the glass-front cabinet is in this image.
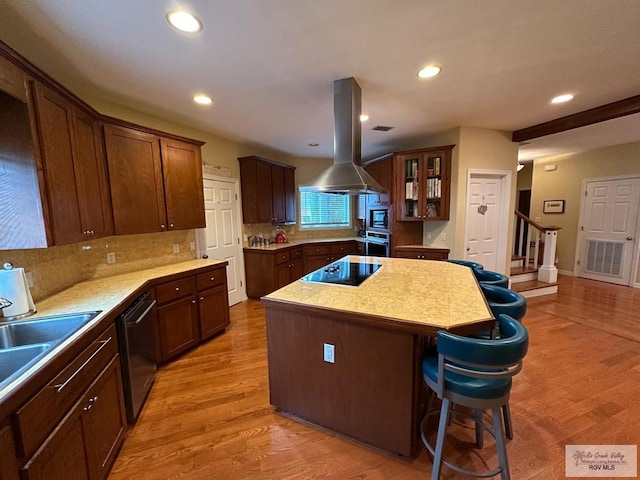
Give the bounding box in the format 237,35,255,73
396,145,453,221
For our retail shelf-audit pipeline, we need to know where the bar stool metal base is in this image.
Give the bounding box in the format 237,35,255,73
420,398,510,479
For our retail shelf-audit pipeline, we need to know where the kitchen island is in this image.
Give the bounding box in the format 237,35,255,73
261,255,493,456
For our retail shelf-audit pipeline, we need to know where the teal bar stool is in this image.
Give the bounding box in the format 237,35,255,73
445,259,484,270
474,269,510,288
420,315,529,480
480,284,527,322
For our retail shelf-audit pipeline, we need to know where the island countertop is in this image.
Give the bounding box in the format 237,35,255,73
262,255,493,335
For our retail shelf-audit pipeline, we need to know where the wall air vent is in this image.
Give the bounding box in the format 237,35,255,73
585,240,624,277
372,125,394,131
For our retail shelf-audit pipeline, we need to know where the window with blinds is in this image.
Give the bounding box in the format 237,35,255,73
299,192,351,229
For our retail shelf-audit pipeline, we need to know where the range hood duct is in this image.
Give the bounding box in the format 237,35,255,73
300,77,386,195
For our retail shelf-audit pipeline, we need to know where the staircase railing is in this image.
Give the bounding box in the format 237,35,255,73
513,211,562,283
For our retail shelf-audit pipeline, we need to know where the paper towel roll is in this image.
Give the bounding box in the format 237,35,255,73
0,267,36,319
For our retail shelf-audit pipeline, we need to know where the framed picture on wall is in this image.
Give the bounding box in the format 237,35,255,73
543,199,565,214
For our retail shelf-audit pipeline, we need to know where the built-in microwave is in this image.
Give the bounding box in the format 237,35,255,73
369,208,389,230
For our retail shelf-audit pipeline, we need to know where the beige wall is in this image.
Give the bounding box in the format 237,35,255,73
416,127,518,273
530,142,640,281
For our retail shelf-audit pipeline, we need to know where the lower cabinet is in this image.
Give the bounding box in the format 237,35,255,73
21,357,125,480
0,423,19,480
244,247,304,298
16,325,126,480
157,294,199,362
244,241,362,297
303,241,359,275
155,265,230,362
393,246,450,260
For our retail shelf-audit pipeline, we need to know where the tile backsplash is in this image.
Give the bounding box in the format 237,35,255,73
2,230,196,301
242,223,359,243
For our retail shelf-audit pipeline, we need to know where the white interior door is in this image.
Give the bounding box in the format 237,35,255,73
197,176,246,305
463,170,512,274
464,175,503,271
577,177,640,285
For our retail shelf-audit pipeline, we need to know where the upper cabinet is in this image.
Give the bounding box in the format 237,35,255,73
0,39,206,249
395,145,453,221
32,83,113,245
104,125,205,235
364,153,393,207
238,156,296,224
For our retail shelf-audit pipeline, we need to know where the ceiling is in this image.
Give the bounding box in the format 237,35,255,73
2,0,639,161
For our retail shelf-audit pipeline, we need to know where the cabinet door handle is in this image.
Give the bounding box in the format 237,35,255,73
192,299,196,304
83,403,93,412
200,297,204,301
53,337,112,393
170,223,174,228
210,276,215,281
161,224,166,230
175,287,180,291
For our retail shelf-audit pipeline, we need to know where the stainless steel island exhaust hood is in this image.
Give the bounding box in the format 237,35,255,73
299,77,386,195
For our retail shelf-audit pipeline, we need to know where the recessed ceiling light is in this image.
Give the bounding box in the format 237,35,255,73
360,114,370,122
167,10,203,33
193,94,212,105
417,64,442,79
308,143,319,147
551,93,574,104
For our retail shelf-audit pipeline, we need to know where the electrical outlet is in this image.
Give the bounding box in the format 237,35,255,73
25,271,34,288
173,244,180,254
439,232,446,241
190,242,196,251
323,343,335,364
107,252,116,264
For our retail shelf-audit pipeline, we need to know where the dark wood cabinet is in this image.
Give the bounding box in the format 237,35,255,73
21,357,125,480
103,125,167,235
32,83,114,245
303,241,359,275
82,358,127,480
156,265,230,361
15,324,125,480
238,156,296,224
396,145,453,221
364,153,393,207
160,138,206,230
104,125,205,235
157,294,199,362
21,398,91,480
0,424,19,480
244,241,360,297
72,108,114,239
393,245,450,260
244,246,305,297
32,83,84,245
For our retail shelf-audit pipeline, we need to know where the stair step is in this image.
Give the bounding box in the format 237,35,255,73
511,265,538,275
511,280,558,298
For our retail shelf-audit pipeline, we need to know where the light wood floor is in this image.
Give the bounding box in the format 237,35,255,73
109,275,640,479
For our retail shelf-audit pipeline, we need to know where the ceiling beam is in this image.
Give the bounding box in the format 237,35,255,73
512,95,640,143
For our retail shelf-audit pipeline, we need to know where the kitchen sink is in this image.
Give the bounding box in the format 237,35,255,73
0,344,51,382
0,311,100,349
0,311,101,389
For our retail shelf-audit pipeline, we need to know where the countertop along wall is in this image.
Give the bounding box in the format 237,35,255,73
530,141,640,282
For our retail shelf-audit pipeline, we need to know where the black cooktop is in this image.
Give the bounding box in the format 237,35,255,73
302,260,382,286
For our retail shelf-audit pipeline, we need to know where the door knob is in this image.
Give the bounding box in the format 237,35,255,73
627,236,633,241
466,247,470,251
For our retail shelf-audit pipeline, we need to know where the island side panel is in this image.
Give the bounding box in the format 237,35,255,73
265,305,419,456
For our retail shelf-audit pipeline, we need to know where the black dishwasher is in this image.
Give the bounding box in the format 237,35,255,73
117,291,157,422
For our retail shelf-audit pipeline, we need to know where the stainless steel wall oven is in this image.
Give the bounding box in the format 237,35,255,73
365,230,390,257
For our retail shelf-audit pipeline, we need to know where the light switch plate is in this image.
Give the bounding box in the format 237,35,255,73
323,343,335,364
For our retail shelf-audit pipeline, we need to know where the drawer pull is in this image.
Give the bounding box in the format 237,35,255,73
53,337,112,394
210,277,215,281
83,404,93,412
175,287,180,291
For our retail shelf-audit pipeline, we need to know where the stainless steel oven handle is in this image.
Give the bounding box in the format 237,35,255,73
127,300,157,326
